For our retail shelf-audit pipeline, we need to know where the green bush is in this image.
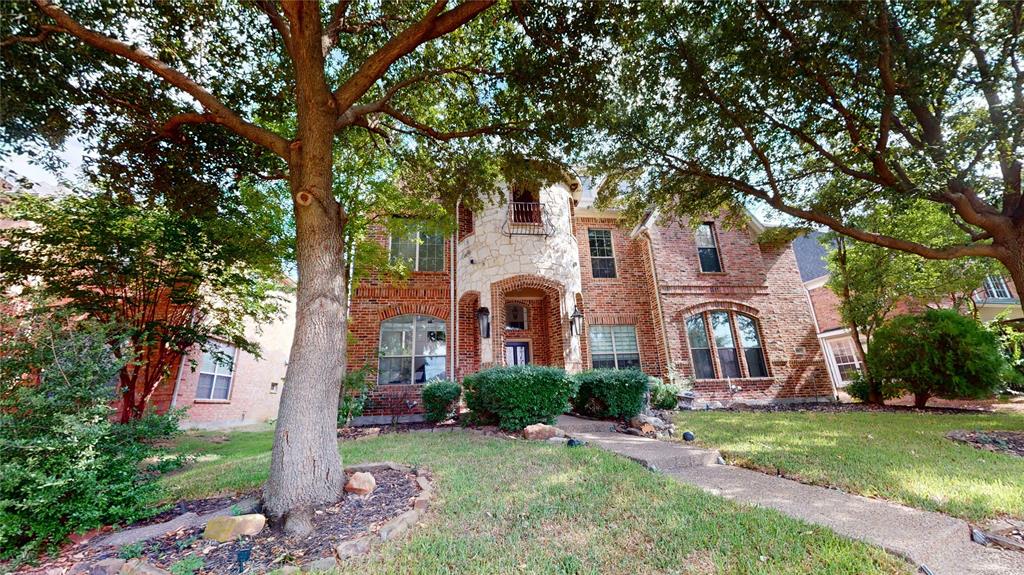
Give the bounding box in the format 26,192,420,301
649,378,681,410
868,309,1006,407
463,366,576,431
0,315,181,563
338,366,374,427
570,369,648,419
421,380,462,423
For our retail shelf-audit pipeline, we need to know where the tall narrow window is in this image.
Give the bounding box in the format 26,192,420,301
686,311,770,379
589,325,640,369
686,315,716,379
984,275,1011,299
506,303,527,330
390,229,444,272
828,338,862,383
196,342,236,400
736,314,768,378
378,315,446,385
710,311,741,378
588,229,616,278
695,223,722,272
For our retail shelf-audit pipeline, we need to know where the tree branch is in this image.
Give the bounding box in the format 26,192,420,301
380,104,513,141
0,23,63,47
32,0,290,158
254,0,293,57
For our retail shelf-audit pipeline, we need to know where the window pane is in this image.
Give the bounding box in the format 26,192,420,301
592,355,617,369
736,315,761,349
506,304,526,330
710,312,735,348
837,363,861,382
686,315,709,349
612,326,639,353
695,224,716,248
718,348,741,378
616,354,641,369
380,318,414,356
591,257,616,278
692,349,716,379
378,357,411,385
588,326,614,354
196,373,215,399
744,348,769,378
417,232,444,271
416,356,446,383
199,350,216,374
985,275,1010,299
698,248,722,272
588,229,613,257
212,375,232,399
389,234,416,268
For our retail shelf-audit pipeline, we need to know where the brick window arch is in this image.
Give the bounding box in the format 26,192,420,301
686,310,769,380
377,314,446,385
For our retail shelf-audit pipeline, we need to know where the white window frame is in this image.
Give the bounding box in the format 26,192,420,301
196,343,237,401
389,229,444,272
984,275,1011,299
589,325,640,369
587,228,617,278
827,338,863,385
505,302,528,330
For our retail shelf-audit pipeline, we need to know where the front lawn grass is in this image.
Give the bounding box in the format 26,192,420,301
161,430,910,574
673,410,1024,522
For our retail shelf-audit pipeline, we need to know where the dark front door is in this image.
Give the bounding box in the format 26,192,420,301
505,342,530,366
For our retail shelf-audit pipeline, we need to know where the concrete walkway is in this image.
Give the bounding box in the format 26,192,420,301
556,415,1024,575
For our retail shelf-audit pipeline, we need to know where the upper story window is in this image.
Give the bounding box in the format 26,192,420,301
588,229,616,278
378,315,446,385
506,303,527,330
511,187,542,224
685,311,768,379
589,325,640,369
390,229,444,272
695,222,722,272
196,341,237,400
984,275,1011,299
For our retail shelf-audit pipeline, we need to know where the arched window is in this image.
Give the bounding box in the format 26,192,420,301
686,311,768,379
505,303,527,330
378,315,446,385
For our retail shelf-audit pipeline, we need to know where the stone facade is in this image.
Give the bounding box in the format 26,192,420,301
346,183,834,420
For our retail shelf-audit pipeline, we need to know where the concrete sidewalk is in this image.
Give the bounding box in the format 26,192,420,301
558,416,1024,575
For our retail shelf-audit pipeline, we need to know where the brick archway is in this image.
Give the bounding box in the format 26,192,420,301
490,275,567,368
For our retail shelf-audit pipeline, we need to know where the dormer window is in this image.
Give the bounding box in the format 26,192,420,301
506,303,527,330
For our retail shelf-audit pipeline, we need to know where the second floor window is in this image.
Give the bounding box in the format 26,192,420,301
588,229,616,278
196,342,236,400
686,311,768,379
390,229,444,272
984,275,1011,299
695,223,722,272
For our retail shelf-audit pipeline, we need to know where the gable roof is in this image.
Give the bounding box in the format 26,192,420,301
791,231,831,282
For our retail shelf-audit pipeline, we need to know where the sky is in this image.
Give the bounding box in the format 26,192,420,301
3,139,87,186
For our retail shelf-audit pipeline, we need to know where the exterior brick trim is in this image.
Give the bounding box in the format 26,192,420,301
490,274,567,368
378,303,450,322
673,300,762,320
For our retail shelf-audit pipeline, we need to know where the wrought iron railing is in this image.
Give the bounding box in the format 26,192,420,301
504,202,548,236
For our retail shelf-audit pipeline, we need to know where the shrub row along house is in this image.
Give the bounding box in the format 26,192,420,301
348,177,833,423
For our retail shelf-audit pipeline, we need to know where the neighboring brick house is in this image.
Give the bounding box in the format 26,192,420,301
347,178,833,422
793,232,1022,389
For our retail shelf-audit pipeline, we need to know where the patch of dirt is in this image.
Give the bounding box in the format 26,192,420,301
16,469,420,574
133,494,257,528
947,430,1024,457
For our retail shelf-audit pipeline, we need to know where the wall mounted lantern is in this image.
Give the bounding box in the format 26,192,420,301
570,306,585,336
477,307,491,339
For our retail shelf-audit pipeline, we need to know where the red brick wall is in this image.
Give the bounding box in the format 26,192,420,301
575,216,663,376
502,297,552,366
808,285,844,333
649,217,832,403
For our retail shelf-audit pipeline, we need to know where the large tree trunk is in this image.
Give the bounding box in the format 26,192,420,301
999,235,1024,317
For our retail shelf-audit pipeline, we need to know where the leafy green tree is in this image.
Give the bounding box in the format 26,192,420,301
868,309,1006,407
1,1,607,532
577,1,1024,311
0,192,286,422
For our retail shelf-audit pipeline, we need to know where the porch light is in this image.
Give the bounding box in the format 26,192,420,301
477,307,491,339
570,306,584,336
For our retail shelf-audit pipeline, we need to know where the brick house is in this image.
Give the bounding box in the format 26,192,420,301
793,232,1022,389
348,178,834,422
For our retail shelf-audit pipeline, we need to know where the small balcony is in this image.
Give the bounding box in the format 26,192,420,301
503,202,550,236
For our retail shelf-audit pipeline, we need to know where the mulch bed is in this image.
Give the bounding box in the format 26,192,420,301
16,469,419,575
724,402,999,415
337,420,463,440
947,430,1024,457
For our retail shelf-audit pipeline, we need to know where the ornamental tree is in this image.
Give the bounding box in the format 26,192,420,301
1,1,609,533
580,0,1024,310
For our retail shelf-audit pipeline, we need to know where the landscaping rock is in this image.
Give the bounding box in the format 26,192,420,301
334,537,372,560
638,422,656,435
300,556,337,572
547,436,569,445
523,423,564,440
345,471,376,495
202,514,266,542
413,494,430,511
415,475,432,493
90,558,126,575
379,509,420,541
119,559,170,575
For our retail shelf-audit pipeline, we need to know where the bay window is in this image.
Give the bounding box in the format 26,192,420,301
686,311,769,379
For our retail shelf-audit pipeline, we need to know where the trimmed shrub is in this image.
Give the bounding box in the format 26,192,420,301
649,378,681,410
868,309,1006,407
571,369,648,419
844,371,901,403
463,366,576,430
0,315,181,562
422,380,462,422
